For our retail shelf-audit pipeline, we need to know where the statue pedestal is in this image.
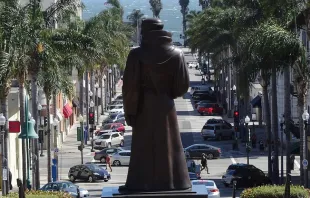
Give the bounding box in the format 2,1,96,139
101,185,208,198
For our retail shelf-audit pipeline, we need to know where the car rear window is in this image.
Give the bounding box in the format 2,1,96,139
200,104,213,108
203,126,214,130
192,181,214,186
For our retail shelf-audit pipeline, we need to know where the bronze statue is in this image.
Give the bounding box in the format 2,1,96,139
122,18,191,192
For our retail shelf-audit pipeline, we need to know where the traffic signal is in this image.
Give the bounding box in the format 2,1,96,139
180,34,182,39
89,112,94,125
233,111,239,122
44,116,48,126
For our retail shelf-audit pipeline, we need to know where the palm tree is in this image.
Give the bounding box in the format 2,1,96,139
149,0,162,18
127,9,144,27
179,0,189,45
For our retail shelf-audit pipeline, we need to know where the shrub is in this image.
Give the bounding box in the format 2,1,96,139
240,185,310,198
6,190,72,198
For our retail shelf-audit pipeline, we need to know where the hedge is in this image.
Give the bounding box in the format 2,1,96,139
240,185,310,198
5,190,72,198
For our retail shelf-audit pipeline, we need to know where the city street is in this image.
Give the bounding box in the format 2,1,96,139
38,48,301,198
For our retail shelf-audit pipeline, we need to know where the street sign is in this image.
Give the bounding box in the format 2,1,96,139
54,148,59,153
302,159,308,168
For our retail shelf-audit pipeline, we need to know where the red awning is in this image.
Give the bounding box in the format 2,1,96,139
63,103,73,119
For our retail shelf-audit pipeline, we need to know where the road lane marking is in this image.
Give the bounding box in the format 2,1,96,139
294,160,300,169
230,156,237,164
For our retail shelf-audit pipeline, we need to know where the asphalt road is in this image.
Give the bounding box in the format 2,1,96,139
38,48,301,198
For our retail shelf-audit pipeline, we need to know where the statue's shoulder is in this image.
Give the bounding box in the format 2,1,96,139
128,46,142,58
171,47,184,57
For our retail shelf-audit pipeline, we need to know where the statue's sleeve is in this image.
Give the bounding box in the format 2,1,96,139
122,48,140,118
171,51,190,98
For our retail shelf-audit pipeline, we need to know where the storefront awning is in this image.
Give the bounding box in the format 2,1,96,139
63,103,73,119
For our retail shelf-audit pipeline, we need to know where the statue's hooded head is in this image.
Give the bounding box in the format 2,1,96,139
141,18,164,36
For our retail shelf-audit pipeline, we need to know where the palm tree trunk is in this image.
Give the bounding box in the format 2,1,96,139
46,95,52,182
1,96,9,193
19,82,27,189
271,66,279,184
31,76,39,189
262,74,272,180
284,66,291,178
78,73,84,116
298,93,305,185
85,71,89,143
52,94,57,149
100,74,104,115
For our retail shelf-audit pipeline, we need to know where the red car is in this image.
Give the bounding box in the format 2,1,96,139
197,103,223,116
95,123,125,135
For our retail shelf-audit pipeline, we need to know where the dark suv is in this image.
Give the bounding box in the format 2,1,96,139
222,163,271,188
68,164,111,183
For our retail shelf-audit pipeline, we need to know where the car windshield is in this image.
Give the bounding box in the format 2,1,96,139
200,104,213,108
192,181,214,186
101,125,111,130
85,164,102,171
100,134,111,139
43,183,63,190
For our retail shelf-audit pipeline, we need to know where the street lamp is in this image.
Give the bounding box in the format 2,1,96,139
78,115,84,164
245,115,251,165
302,110,309,188
279,116,285,184
0,113,7,195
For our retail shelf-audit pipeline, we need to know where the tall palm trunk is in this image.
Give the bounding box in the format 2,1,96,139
19,82,27,189
52,94,57,149
31,76,39,189
284,66,291,177
78,72,84,116
271,66,279,184
85,71,89,143
45,94,52,182
100,73,104,115
261,71,272,179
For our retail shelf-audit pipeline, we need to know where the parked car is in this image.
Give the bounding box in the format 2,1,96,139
108,108,124,114
96,123,125,136
109,100,123,105
201,123,234,141
68,164,111,183
197,103,223,116
115,117,126,126
190,86,212,96
191,180,220,198
107,104,123,110
102,113,124,124
94,132,124,149
173,41,182,46
40,181,89,198
184,144,221,159
93,147,124,163
192,93,216,103
110,150,131,166
115,95,123,100
222,163,271,188
195,100,214,109
206,119,232,127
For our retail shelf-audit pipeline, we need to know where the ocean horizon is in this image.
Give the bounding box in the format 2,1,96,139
82,0,201,43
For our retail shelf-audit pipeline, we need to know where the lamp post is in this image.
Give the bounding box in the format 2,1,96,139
279,116,285,184
79,115,84,164
302,110,309,188
109,69,112,102
18,93,39,190
94,82,99,125
245,115,251,165
53,118,59,181
38,104,44,157
0,113,7,195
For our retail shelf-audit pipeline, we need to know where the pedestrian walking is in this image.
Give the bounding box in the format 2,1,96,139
200,153,209,174
251,132,257,148
105,155,112,172
259,139,264,154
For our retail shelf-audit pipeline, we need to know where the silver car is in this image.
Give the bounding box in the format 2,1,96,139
201,123,234,141
110,150,131,166
191,180,220,198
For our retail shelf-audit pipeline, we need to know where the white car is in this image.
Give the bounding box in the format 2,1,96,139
110,150,131,166
191,180,220,198
94,132,124,149
108,108,124,114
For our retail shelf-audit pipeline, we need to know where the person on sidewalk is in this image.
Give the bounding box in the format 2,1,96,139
105,155,112,172
200,153,209,174
259,138,264,154
251,132,257,148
